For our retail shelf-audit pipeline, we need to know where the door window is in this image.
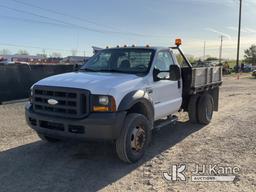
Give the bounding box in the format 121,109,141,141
154,51,174,78
155,51,174,70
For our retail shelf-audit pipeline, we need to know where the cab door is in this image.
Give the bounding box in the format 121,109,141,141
151,50,182,120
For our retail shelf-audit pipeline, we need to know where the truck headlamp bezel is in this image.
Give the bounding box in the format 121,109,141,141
92,95,116,112
29,88,33,102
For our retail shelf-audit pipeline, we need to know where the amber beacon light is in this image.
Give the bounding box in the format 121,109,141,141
175,38,182,46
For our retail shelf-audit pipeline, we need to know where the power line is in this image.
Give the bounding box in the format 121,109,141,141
0,5,73,28
0,15,91,54
10,0,116,30
0,4,164,37
0,4,112,34
0,14,72,29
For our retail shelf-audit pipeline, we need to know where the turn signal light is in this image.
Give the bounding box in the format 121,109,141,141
93,106,110,112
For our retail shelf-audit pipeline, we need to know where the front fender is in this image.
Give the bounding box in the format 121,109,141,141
118,90,154,125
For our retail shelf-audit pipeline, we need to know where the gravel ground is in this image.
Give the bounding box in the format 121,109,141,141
0,75,255,192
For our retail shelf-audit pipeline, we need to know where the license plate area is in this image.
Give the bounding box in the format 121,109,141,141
39,120,64,131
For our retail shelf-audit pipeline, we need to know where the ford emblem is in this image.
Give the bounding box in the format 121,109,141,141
48,99,58,105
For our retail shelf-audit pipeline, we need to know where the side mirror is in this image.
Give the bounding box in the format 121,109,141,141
169,65,181,81
73,63,80,71
153,65,181,81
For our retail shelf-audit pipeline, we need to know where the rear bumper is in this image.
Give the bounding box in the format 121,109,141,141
25,103,127,140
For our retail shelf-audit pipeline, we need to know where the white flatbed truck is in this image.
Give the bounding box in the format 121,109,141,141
26,39,222,163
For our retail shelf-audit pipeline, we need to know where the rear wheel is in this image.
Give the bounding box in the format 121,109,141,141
197,94,214,125
37,133,60,143
116,113,151,163
188,95,200,123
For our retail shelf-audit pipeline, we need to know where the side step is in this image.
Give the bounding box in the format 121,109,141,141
154,115,178,130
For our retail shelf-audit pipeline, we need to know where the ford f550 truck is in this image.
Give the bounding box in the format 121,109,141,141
25,39,222,163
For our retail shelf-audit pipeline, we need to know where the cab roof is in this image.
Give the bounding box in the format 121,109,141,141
104,46,171,52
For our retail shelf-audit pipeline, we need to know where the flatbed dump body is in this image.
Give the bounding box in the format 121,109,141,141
171,45,222,94
191,66,222,93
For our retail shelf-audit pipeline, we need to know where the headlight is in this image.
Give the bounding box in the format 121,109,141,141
29,88,33,102
99,96,109,105
92,95,116,112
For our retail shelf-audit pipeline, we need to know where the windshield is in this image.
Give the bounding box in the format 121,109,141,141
80,48,155,75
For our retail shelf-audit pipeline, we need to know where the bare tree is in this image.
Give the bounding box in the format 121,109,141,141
175,54,196,66
36,53,47,58
17,49,29,55
71,49,77,56
39,49,47,57
0,49,11,55
244,45,256,65
51,52,62,58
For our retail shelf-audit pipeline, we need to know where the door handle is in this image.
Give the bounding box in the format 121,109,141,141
178,80,181,89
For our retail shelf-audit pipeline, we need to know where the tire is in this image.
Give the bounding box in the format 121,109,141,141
116,113,151,163
197,93,214,125
188,95,200,123
37,133,60,143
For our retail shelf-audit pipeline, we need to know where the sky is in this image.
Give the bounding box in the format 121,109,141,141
0,0,255,59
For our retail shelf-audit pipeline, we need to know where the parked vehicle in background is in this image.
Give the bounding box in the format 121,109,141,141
61,56,90,65
222,62,232,75
242,63,253,72
252,70,256,78
25,39,222,163
0,61,25,65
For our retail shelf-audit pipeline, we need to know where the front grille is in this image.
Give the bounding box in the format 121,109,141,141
32,85,89,118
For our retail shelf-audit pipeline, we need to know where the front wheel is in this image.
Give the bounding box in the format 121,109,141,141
116,113,151,163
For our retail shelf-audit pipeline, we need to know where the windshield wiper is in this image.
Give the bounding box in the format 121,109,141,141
80,68,141,74
98,69,125,73
80,68,98,72
80,68,121,73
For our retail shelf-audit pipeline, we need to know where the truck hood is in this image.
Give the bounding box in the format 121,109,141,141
34,72,143,95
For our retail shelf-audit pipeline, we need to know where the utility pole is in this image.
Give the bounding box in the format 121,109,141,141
219,35,224,65
42,49,46,57
84,50,86,62
203,41,206,61
236,0,242,73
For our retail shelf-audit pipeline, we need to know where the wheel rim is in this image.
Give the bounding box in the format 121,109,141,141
130,125,146,152
206,100,213,121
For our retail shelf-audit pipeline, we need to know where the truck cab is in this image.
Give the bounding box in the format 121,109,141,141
26,41,222,163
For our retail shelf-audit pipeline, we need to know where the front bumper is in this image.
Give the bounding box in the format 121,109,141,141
25,103,127,140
